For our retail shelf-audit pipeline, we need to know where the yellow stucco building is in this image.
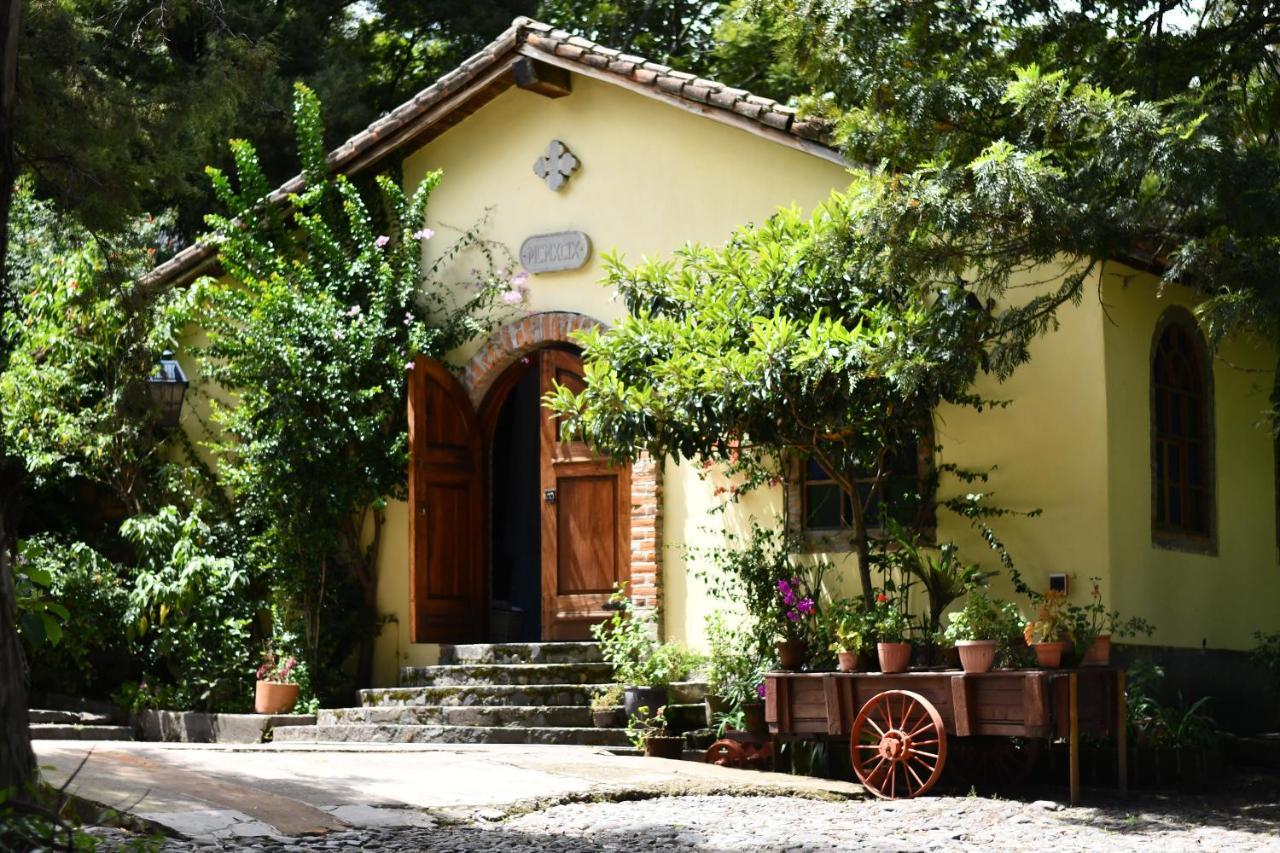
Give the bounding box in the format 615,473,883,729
152,19,1278,698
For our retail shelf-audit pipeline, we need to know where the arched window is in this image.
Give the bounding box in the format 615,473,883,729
1151,309,1215,548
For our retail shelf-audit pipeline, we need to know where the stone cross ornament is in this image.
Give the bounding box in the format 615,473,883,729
533,139,579,191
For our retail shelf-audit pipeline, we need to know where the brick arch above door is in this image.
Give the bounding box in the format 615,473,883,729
461,311,664,636
463,312,605,408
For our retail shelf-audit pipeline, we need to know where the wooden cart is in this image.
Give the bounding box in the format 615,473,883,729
765,667,1127,803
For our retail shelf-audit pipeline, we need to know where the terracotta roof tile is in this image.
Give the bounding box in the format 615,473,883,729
141,17,835,288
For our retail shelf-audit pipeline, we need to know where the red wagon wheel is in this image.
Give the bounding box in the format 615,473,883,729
850,689,947,799
705,739,748,768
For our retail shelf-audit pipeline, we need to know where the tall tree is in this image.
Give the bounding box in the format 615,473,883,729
769,0,1280,377
0,0,34,798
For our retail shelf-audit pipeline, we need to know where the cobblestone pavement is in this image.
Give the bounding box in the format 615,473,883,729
89,782,1280,853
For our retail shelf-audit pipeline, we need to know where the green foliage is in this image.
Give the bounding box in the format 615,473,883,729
590,683,624,711
767,0,1280,396
15,537,128,696
887,522,995,637
688,521,825,657
1253,629,1280,687
624,704,670,747
591,586,700,688
0,180,182,508
1127,660,1219,749
194,84,511,696
704,612,768,707
868,595,910,643
821,598,871,656
121,506,258,711
941,589,1022,645
550,173,1073,601
1064,577,1155,652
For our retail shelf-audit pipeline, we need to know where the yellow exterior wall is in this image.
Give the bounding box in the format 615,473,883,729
1101,266,1279,650
373,73,850,685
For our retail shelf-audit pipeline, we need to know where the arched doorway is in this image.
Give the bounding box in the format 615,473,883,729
407,340,632,643
479,345,631,642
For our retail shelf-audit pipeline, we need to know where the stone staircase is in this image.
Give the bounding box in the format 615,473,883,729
275,641,707,748
29,708,134,741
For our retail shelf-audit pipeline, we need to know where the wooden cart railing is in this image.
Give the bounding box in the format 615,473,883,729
765,667,1126,803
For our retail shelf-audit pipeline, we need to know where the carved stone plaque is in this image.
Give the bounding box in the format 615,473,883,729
519,231,592,273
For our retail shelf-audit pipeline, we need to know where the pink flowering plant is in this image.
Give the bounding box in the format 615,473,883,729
256,643,300,684
775,575,818,642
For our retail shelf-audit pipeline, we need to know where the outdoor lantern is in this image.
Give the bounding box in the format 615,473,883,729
147,350,189,430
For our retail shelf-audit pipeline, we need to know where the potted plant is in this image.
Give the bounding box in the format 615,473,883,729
823,599,868,673
1067,578,1156,666
592,585,669,719
590,684,625,729
254,645,300,714
942,590,1018,673
1023,590,1072,668
871,594,912,673
627,705,684,759
775,576,816,670
703,613,768,726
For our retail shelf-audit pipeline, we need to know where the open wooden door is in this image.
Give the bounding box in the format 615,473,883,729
539,349,631,640
408,356,484,642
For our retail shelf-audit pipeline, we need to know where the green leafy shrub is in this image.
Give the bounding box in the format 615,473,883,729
591,586,701,688
704,612,769,707
16,536,129,697
121,505,259,711
941,589,1021,644
1127,660,1219,749
193,83,512,697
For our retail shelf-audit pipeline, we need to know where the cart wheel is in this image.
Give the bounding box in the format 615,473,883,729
705,739,747,768
743,741,774,771
850,689,947,799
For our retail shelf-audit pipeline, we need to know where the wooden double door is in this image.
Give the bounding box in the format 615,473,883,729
408,348,630,643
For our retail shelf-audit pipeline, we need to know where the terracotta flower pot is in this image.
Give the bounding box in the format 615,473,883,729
955,640,999,674
1082,634,1111,666
776,639,807,671
877,641,912,674
837,651,859,673
254,680,299,714
643,735,685,759
1031,641,1064,668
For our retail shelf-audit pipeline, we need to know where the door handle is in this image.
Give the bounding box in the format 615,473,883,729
544,488,557,505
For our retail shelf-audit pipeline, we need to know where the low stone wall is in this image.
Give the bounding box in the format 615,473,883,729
137,710,316,743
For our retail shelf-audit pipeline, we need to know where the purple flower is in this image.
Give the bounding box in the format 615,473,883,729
785,610,800,622
412,228,434,241
501,289,524,306
403,312,414,326
375,235,390,248
512,271,529,288
756,683,767,699
796,598,815,615
347,305,361,317
405,361,415,371
776,579,791,595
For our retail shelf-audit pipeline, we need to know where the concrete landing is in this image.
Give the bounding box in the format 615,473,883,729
35,741,862,843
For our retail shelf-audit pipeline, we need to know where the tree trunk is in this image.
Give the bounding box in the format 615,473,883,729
0,0,34,797
0,468,35,793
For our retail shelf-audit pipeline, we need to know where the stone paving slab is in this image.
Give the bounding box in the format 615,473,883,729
35,740,863,842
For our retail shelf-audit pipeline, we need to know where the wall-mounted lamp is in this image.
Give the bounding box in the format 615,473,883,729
147,350,189,430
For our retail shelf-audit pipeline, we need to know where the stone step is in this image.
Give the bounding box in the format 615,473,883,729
319,702,708,730
361,681,709,708
362,684,601,708
273,723,630,748
436,642,603,666
398,662,615,687
29,709,115,725
29,723,134,741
